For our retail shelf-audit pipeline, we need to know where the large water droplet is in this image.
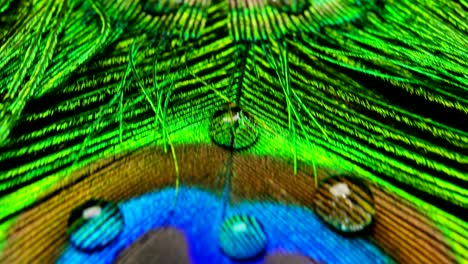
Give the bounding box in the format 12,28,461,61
67,200,124,251
143,0,182,15
268,0,308,14
210,106,259,151
219,215,267,260
312,175,375,233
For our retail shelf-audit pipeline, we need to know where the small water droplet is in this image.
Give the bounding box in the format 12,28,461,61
219,215,267,260
312,175,375,233
67,200,124,251
143,0,182,15
209,106,259,150
268,0,308,14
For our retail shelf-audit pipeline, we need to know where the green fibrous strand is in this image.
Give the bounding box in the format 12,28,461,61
0,0,120,144
0,0,13,13
0,0,468,263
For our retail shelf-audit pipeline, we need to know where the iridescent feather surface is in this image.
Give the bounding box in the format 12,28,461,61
0,0,467,263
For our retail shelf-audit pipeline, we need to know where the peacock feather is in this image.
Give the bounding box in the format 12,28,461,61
0,0,467,263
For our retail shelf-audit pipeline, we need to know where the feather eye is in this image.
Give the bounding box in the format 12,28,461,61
140,0,212,39
143,0,184,14
267,0,309,14
229,0,377,41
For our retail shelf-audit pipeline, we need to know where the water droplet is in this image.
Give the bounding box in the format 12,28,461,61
219,215,267,260
209,106,259,150
67,200,124,251
312,175,375,233
268,0,308,14
143,0,182,15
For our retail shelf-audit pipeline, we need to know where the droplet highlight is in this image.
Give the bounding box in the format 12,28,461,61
209,106,259,150
219,215,267,260
312,175,375,233
67,200,124,251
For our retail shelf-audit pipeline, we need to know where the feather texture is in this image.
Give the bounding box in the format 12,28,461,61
0,0,467,263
